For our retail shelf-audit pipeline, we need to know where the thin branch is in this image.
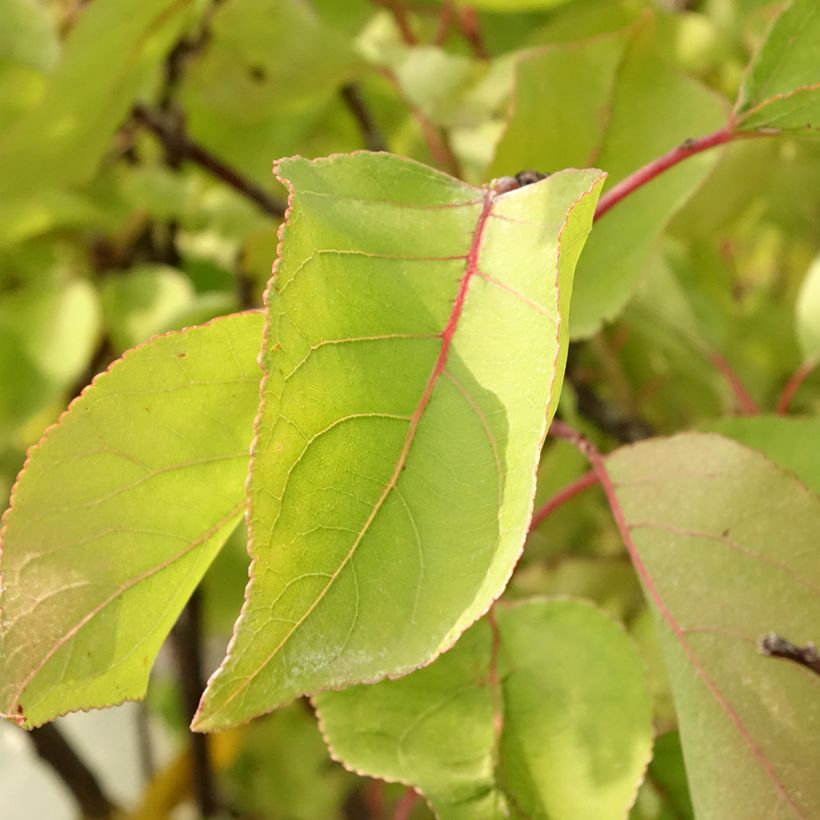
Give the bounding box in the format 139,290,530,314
372,0,418,44
393,787,419,820
455,5,488,60
363,779,386,819
759,632,820,678
707,350,759,415
776,356,818,414
27,723,119,818
340,83,388,152
377,67,463,178
172,589,217,817
433,0,456,46
528,470,598,532
133,105,285,217
135,700,156,785
594,129,738,221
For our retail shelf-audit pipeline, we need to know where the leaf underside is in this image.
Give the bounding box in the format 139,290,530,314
315,598,653,820
0,312,264,727
608,433,820,819
193,153,605,731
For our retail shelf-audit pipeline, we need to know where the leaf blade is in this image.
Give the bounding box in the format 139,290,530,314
194,154,605,730
316,599,653,820
0,312,264,727
608,433,820,818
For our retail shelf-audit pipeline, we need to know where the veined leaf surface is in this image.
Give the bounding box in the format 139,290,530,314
733,0,820,133
193,153,605,730
608,433,820,819
0,312,264,727
316,599,652,820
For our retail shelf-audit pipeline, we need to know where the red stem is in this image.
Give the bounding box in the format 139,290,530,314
708,351,759,415
456,6,488,60
393,788,418,820
776,357,818,414
594,129,736,221
528,470,598,532
373,0,418,45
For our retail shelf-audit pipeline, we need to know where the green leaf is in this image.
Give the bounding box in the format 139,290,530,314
490,19,728,338
0,312,263,728
100,264,197,351
608,433,820,818
700,415,820,494
225,703,355,819
193,153,605,730
179,0,364,182
316,599,652,820
631,731,694,820
733,0,820,133
0,0,59,72
795,253,820,360
0,278,101,437
0,0,198,197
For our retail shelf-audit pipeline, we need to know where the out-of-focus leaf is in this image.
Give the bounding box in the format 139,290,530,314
0,279,101,436
316,599,652,820
101,265,196,351
0,312,264,728
733,0,820,133
0,0,198,197
631,731,694,820
491,19,728,337
0,0,59,71
467,0,575,11
193,154,605,731
608,433,820,819
0,191,110,249
225,703,354,819
179,0,364,181
795,253,820,360
700,415,820,494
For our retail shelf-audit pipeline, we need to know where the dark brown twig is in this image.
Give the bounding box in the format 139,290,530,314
340,83,388,152
133,105,285,217
571,379,655,442
172,589,217,817
759,632,820,677
28,723,119,818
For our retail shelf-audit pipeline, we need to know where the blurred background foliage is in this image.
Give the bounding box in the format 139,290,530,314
0,0,818,817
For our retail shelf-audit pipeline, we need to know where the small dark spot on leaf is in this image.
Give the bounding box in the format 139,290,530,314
178,352,187,358
721,528,730,537
16,704,23,714
248,65,267,82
